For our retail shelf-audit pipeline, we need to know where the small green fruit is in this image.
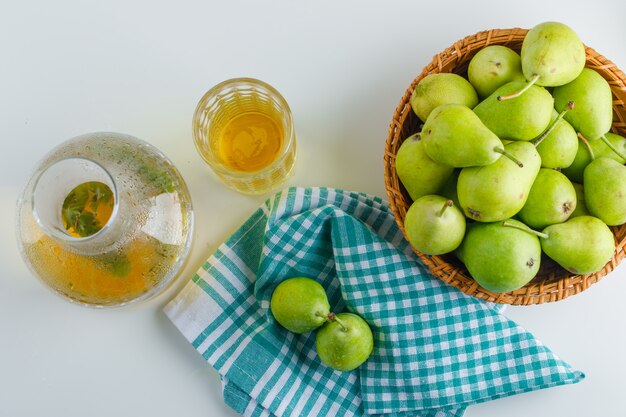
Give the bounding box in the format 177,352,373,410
458,141,541,222
553,68,613,140
270,277,331,334
584,157,626,226
458,219,541,293
541,216,615,274
404,195,466,255
518,168,576,229
521,21,586,88
473,81,554,141
316,312,374,371
410,73,478,122
421,104,505,167
395,133,453,201
535,110,578,169
468,45,525,98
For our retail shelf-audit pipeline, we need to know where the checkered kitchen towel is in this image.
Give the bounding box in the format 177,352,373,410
164,187,583,417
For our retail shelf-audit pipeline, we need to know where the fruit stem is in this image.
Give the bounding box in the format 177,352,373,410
438,200,454,217
577,132,595,161
532,101,575,147
502,220,549,239
497,73,540,101
599,134,626,161
327,312,348,332
494,147,524,168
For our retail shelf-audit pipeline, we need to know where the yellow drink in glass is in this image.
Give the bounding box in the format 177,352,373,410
193,78,296,195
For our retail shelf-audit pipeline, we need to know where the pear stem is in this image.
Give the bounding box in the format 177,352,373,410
497,73,540,101
327,312,348,332
439,200,453,217
599,134,626,161
494,147,524,167
502,220,549,239
577,132,595,161
532,101,575,147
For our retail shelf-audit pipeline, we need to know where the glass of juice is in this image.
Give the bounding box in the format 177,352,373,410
192,78,296,195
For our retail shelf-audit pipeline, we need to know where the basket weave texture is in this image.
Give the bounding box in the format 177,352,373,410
384,28,626,305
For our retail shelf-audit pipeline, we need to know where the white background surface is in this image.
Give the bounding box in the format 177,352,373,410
1,1,625,416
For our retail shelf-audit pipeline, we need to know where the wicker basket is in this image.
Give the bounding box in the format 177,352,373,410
384,27,626,305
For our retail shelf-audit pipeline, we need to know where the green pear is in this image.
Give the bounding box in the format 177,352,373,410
316,312,373,371
498,22,585,100
410,73,478,122
535,110,578,168
553,68,613,140
521,22,586,86
458,141,541,222
270,277,331,334
395,133,454,201
562,133,626,182
473,81,554,141
458,219,541,293
404,195,466,255
569,183,590,218
467,45,525,99
584,157,626,226
541,216,615,274
421,104,514,167
518,168,577,229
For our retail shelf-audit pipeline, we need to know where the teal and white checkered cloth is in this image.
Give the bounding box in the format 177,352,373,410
164,187,584,417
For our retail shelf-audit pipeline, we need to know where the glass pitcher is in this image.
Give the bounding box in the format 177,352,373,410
16,132,194,307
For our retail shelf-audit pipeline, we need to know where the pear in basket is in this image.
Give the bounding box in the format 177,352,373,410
498,21,585,100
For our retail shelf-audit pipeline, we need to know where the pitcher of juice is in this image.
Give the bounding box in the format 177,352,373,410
16,132,194,307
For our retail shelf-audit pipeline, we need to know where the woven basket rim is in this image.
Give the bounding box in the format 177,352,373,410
384,27,626,305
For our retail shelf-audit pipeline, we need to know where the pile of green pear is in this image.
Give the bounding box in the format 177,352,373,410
270,277,374,371
397,21,622,293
